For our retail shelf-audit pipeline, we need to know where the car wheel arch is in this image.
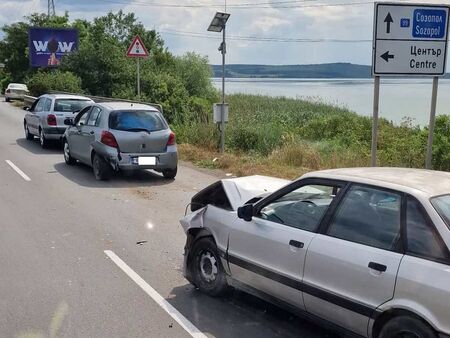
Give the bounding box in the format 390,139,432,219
185,228,225,275
372,308,437,338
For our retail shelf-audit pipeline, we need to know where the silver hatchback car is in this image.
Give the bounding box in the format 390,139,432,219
181,168,450,338
63,102,178,180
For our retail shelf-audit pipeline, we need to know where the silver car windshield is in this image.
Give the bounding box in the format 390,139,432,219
54,99,91,112
431,194,450,229
109,110,167,133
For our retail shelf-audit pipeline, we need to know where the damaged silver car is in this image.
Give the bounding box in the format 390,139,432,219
180,168,450,338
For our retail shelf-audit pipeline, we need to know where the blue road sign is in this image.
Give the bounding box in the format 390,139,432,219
400,18,410,28
412,9,446,39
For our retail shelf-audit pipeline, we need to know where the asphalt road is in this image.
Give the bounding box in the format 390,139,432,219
0,99,342,338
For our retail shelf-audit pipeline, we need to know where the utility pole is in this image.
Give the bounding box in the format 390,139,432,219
208,12,230,153
48,0,56,17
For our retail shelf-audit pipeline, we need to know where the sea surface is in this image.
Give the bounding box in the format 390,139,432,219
212,78,450,125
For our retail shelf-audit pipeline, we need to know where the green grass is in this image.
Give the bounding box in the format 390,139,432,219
176,93,450,174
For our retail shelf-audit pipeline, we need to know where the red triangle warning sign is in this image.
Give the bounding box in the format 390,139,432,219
127,35,149,58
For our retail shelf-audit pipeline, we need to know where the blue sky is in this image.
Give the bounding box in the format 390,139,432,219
0,0,447,65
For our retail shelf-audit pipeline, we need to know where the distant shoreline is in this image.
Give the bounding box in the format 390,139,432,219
211,63,450,79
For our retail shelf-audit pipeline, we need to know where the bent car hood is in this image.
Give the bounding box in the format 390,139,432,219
180,175,290,233
221,175,290,210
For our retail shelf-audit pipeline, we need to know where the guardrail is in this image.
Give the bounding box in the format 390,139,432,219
23,95,37,108
47,90,163,113
22,92,163,114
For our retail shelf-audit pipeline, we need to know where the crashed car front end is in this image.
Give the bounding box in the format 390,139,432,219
179,175,290,283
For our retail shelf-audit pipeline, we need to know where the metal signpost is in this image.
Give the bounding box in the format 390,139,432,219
208,12,230,153
372,2,449,168
127,35,149,100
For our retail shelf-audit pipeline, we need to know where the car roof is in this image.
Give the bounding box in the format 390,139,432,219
302,167,450,197
41,94,93,101
97,101,159,111
8,83,27,87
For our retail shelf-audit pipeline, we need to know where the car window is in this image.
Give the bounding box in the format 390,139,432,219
74,106,92,126
34,98,45,112
327,185,401,251
87,107,101,126
406,196,448,262
109,110,167,132
258,184,340,232
54,99,91,112
43,98,52,111
431,194,450,230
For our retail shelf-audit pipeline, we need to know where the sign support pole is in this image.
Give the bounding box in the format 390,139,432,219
426,76,439,169
220,25,226,153
137,57,141,100
371,76,380,167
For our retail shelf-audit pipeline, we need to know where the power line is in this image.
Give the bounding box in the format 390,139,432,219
159,28,371,43
93,0,412,10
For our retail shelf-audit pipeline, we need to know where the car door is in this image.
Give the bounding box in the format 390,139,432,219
228,179,345,310
67,106,92,161
27,98,45,135
76,106,102,164
302,184,404,337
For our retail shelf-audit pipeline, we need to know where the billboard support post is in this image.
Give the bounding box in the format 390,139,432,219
426,77,439,169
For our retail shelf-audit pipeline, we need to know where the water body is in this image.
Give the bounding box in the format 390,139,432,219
212,78,450,125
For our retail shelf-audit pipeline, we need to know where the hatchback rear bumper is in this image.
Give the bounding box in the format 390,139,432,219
97,144,178,171
43,127,67,140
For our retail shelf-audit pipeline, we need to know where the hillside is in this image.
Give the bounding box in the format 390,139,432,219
211,63,372,78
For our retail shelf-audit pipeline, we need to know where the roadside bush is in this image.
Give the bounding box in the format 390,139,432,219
432,115,450,170
27,70,83,96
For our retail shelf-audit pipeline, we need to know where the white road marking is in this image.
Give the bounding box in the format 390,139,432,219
5,160,31,181
104,250,207,338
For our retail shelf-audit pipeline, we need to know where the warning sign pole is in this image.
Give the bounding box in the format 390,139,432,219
137,57,141,100
127,35,149,101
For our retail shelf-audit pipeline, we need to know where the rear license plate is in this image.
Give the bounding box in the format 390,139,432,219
137,157,156,165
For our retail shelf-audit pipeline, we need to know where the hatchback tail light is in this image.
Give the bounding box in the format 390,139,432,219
47,114,57,126
101,131,118,148
167,132,176,146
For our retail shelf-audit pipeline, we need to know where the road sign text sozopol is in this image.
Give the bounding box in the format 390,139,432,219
373,3,449,76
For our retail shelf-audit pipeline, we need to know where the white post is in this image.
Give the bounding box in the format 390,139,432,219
371,76,380,167
137,57,141,100
426,77,439,170
220,24,226,153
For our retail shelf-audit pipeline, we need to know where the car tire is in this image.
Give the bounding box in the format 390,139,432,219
39,129,49,148
190,237,228,297
162,167,177,179
92,153,112,181
24,123,34,141
63,140,76,165
379,315,437,338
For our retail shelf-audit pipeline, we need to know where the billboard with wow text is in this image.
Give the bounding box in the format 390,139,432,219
28,28,78,68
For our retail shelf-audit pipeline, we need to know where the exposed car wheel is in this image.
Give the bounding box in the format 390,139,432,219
39,129,49,148
63,140,76,165
162,167,177,179
190,237,228,297
92,153,112,181
379,316,437,338
24,123,34,141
